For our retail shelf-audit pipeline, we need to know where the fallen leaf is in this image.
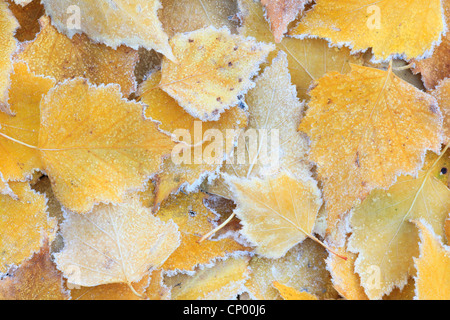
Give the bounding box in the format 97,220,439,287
383,278,415,300
299,64,443,230
41,0,174,60
238,0,363,100
140,70,248,205
54,197,180,287
7,0,43,41
0,242,68,300
290,0,445,62
0,61,55,184
165,257,250,300
413,0,450,90
326,242,368,300
17,16,139,96
0,182,56,273
226,170,322,258
261,0,311,42
0,1,18,113
206,51,311,199
160,0,238,37
348,151,450,299
413,220,450,300
156,192,250,273
245,239,338,300
160,26,274,120
272,281,318,300
430,78,450,144
38,78,175,213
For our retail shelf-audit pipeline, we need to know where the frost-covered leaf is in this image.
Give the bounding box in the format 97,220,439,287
272,281,318,300
227,171,322,258
238,0,363,100
0,182,56,273
0,61,55,184
290,0,445,62
160,26,274,120
245,240,338,300
413,220,450,300
0,1,18,113
160,0,238,36
165,257,250,300
41,0,174,59
155,192,250,273
139,70,247,205
54,197,180,287
0,242,68,300
206,51,311,199
38,78,175,213
300,64,443,229
17,16,139,96
348,151,450,299
261,0,311,42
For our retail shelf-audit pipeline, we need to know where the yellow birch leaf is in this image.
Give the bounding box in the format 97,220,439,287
156,192,250,273
430,78,450,144
348,151,450,300
165,257,250,300
261,0,311,43
413,220,450,300
38,78,175,214
238,0,363,100
245,240,339,300
299,64,443,230
0,61,55,184
290,0,445,62
139,70,248,206
17,16,139,96
160,0,238,37
0,1,18,113
226,171,322,258
41,0,174,60
413,0,450,90
54,197,180,287
0,242,68,300
272,281,318,300
206,51,311,199
0,182,56,273
326,242,368,300
160,26,274,120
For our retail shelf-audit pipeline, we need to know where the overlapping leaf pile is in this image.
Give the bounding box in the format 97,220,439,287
0,0,449,300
